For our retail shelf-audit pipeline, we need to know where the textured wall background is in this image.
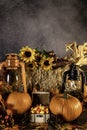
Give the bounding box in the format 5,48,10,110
0,0,87,61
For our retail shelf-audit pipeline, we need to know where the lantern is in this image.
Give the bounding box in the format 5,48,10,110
0,53,27,92
60,63,86,100
5,53,21,91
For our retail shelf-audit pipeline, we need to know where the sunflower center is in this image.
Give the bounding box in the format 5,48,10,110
44,60,49,66
24,51,31,57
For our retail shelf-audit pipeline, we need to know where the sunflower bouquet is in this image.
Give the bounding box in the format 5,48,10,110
18,46,62,92
19,46,57,71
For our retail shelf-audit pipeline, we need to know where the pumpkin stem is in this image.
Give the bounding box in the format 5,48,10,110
63,90,68,99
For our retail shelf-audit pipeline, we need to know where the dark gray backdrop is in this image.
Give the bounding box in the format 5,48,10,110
0,0,87,61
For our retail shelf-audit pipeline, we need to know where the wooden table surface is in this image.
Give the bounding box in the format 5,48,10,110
21,122,87,130
3,122,87,130
20,123,48,130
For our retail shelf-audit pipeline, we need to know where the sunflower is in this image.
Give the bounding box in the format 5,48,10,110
19,46,36,63
35,53,43,66
40,57,54,71
27,61,38,70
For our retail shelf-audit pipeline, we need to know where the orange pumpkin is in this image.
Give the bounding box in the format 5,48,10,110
49,94,82,121
6,92,32,114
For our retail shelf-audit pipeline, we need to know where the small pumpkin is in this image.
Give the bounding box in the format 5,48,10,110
49,93,82,121
6,92,32,114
